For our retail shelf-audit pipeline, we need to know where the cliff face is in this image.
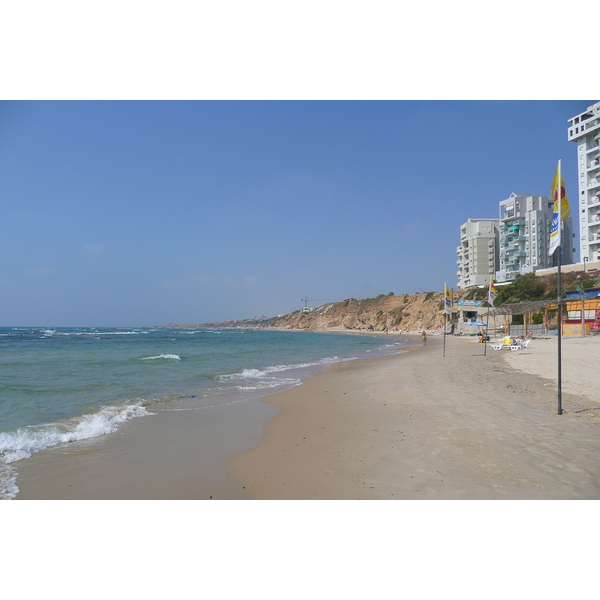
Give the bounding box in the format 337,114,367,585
271,291,469,332
271,269,600,333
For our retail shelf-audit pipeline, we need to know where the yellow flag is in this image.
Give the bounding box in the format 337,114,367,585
444,283,452,315
488,280,495,306
551,164,571,221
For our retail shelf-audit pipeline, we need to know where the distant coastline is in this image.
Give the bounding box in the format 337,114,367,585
156,267,600,335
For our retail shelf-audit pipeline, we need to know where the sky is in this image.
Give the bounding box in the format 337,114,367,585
0,100,594,326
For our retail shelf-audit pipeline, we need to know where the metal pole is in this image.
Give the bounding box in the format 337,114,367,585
558,257,562,415
443,313,446,357
582,288,585,337
484,304,490,356
557,160,563,416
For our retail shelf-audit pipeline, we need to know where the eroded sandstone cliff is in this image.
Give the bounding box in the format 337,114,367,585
271,291,469,332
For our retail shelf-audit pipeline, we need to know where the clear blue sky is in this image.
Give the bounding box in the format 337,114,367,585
0,100,593,326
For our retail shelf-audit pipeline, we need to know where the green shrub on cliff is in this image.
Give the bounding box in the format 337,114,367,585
495,273,545,305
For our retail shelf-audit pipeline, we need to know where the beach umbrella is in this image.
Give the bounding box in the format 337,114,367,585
469,322,487,326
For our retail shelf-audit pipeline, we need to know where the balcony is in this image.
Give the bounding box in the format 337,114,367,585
505,218,526,226
585,118,600,131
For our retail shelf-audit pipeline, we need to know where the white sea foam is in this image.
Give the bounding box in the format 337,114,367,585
141,354,181,361
236,377,302,391
0,462,19,500
219,355,359,384
0,403,153,465
59,330,149,336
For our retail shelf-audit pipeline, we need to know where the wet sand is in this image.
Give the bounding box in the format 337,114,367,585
14,393,277,499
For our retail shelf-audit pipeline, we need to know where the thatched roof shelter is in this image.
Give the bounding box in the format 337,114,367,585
488,299,556,316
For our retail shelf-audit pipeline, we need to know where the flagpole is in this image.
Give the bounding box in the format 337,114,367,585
484,302,490,357
484,280,494,357
443,282,447,358
557,159,563,415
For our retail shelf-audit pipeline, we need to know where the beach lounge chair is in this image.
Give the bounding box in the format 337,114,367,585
510,338,531,351
491,339,510,350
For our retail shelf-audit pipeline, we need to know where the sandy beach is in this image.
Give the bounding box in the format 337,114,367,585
228,333,600,500
13,332,600,500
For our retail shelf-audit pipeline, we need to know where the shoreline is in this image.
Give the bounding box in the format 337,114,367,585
228,335,600,500
12,333,600,500
12,330,408,500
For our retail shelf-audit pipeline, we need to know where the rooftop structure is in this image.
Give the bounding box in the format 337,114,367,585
567,101,600,263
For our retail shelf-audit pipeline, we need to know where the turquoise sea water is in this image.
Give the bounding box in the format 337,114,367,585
0,327,411,499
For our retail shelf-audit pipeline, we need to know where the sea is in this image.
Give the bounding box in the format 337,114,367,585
0,326,413,499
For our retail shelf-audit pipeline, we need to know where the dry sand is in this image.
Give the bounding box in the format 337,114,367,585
228,334,600,499
503,334,600,404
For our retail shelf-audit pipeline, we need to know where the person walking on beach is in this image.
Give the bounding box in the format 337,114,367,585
421,330,427,344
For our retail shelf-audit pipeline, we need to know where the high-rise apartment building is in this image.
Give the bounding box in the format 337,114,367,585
496,193,573,283
456,218,499,289
568,101,600,263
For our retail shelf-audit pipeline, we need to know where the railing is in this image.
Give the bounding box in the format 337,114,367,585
510,324,546,336
585,118,600,131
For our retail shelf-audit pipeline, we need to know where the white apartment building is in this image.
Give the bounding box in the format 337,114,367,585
568,101,600,263
496,193,573,283
456,218,499,289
